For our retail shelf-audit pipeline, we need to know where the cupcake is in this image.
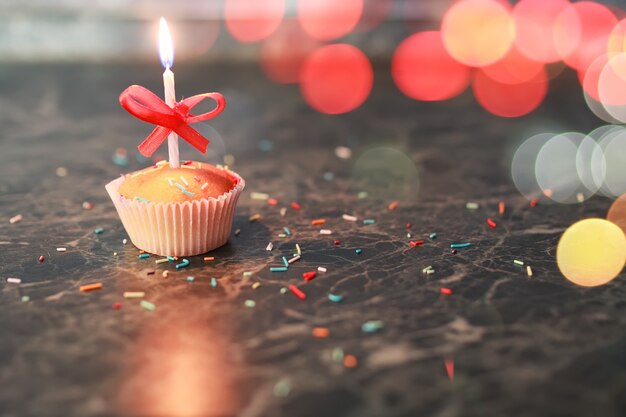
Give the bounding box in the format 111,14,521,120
107,85,244,256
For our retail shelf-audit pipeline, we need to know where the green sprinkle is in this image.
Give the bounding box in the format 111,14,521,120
182,190,195,197
140,300,156,311
450,243,472,249
94,228,104,235
282,256,289,267
429,233,437,239
211,277,217,288
175,259,190,269
21,295,30,303
363,219,375,225
328,293,344,303
243,271,252,277
280,287,288,294
466,202,479,210
357,191,368,199
273,378,292,397
174,182,185,191
186,276,195,283
355,249,362,254
513,259,525,266
323,172,334,181
361,320,384,333
332,347,344,363
283,227,292,236
244,299,256,308
134,197,150,203
270,267,288,272
167,256,176,262
138,253,150,260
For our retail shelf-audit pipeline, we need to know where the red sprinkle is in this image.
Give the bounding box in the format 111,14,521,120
289,284,307,300
183,160,193,165
268,198,278,206
406,223,412,229
38,255,45,263
445,358,454,381
440,287,453,296
112,302,122,310
303,271,317,282
291,201,301,210
334,240,341,245
410,240,424,247
451,249,458,254
487,218,497,228
530,199,538,208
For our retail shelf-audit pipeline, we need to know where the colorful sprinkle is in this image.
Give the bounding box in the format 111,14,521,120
140,300,156,311
9,214,23,224
320,229,332,235
450,243,471,249
388,201,398,211
138,253,150,260
440,287,453,296
244,299,256,308
513,259,524,266
334,239,341,245
243,271,252,277
94,228,104,235
312,327,330,338
487,218,497,228
252,282,261,289
355,249,362,254
288,255,301,264
328,293,344,303
167,256,176,262
280,287,288,294
155,258,168,264
296,243,301,255
282,255,290,267
466,202,479,210
429,232,437,239
361,320,384,333
201,183,209,190
342,214,357,222
249,213,262,222
280,207,287,216
303,271,317,281
291,201,301,210
499,201,505,216
112,302,122,310
82,201,93,210
410,240,424,247
180,176,189,186
318,267,327,273
204,256,215,261
289,285,307,300
273,378,292,398
124,292,145,298
134,197,150,203
343,354,358,368
283,227,292,236
527,265,533,277
211,277,218,287
182,190,195,197
251,192,269,200
363,219,375,225
268,198,278,206
186,276,195,283
7,278,21,284
266,242,274,251
175,259,190,269
332,347,344,362
270,267,288,272
123,239,128,244
56,247,67,252
38,255,45,263
21,296,30,303
312,218,326,225
80,283,102,292
530,199,538,208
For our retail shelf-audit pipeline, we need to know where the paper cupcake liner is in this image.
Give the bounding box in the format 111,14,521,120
106,167,245,257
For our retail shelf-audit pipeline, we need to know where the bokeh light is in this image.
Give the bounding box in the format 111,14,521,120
300,44,373,114
576,125,611,196
557,218,626,287
607,193,626,236
472,68,548,117
511,132,554,202
392,31,471,101
298,0,363,41
224,0,285,43
351,146,419,201
481,46,544,85
513,0,570,63
608,18,626,59
260,19,320,84
598,53,626,122
595,127,626,197
553,1,617,71
441,0,515,67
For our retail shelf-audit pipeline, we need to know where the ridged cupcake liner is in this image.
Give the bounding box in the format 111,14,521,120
106,166,245,257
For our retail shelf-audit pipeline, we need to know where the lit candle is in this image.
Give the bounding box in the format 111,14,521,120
159,17,179,168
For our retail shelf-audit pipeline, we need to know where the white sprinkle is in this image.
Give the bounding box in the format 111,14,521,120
342,214,357,222
317,267,327,273
56,247,67,252
296,243,301,255
9,214,23,224
466,202,479,210
201,183,209,190
181,165,196,170
166,178,174,186
180,176,189,186
320,229,332,235
123,239,128,245
335,146,352,159
7,278,21,284
280,207,287,217
288,255,301,264
251,192,270,201
266,242,274,251
576,192,585,203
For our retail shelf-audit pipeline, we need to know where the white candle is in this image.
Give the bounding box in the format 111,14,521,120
159,17,179,168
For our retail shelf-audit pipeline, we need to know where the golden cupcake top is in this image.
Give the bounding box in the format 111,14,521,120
119,160,238,203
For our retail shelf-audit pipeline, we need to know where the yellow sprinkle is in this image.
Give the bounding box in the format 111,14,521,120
124,291,145,299
249,213,262,222
155,258,169,264
252,282,261,289
204,256,215,261
527,266,533,277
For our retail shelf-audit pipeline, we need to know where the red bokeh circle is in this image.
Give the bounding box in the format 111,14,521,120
481,46,545,85
300,44,373,114
513,0,570,63
298,0,363,41
392,31,471,101
224,0,285,43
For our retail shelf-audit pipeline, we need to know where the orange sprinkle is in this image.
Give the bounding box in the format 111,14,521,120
80,283,102,292
498,201,505,216
388,201,398,211
311,218,326,226
268,198,278,206
312,327,330,338
343,354,358,368
204,256,215,261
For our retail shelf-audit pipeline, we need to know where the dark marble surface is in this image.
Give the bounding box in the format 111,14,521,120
1,63,625,417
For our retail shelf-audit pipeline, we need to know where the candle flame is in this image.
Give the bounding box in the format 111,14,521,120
159,17,174,69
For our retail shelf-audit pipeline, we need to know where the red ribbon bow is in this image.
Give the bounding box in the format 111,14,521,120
119,85,226,157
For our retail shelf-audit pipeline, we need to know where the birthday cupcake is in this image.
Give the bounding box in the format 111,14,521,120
106,85,245,256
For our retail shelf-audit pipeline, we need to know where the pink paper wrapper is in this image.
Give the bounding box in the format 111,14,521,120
106,167,245,257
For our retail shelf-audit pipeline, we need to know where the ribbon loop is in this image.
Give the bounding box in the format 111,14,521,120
119,85,226,157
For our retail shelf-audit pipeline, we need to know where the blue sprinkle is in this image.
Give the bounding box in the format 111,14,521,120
182,190,195,197
112,154,129,166
355,249,362,254
138,253,150,260
323,172,334,181
211,277,217,288
270,267,288,272
328,294,344,303
167,256,176,262
94,228,104,234
283,227,292,236
186,276,195,283
174,182,186,191
363,219,375,225
282,256,289,267
429,233,437,239
450,243,472,249
176,259,190,269
134,197,150,203
361,320,384,333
